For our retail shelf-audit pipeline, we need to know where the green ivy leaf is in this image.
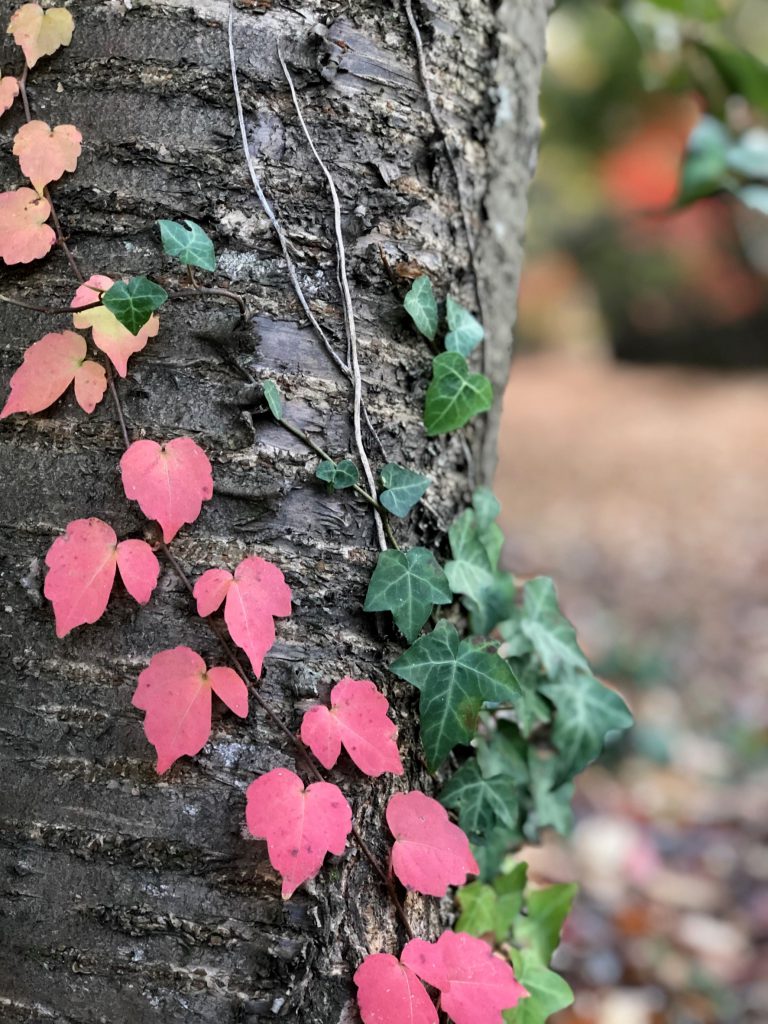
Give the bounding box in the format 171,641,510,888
424,352,492,436
379,463,430,517
504,949,574,1024
441,758,521,836
525,751,574,839
315,459,359,490
739,184,768,215
446,504,515,634
726,128,768,180
494,862,529,938
679,115,730,203
157,218,217,272
445,295,484,356
515,882,578,964
509,660,552,738
364,548,451,643
456,881,497,937
390,620,521,768
475,719,529,784
473,824,523,882
457,865,531,942
102,277,168,336
500,577,589,679
262,379,283,419
542,671,633,778
404,275,438,340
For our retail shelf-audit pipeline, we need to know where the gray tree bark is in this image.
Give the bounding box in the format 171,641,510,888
0,1,548,1021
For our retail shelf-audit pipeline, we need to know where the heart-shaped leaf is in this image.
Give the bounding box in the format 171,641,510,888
379,463,430,517
7,4,74,69
13,120,82,194
364,547,452,643
404,275,438,341
102,276,168,336
315,458,359,490
445,296,484,356
0,187,55,265
157,218,216,272
424,352,492,436
1,330,106,418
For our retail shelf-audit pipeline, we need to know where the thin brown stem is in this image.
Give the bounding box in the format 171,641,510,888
107,363,131,451
168,285,247,319
0,294,102,315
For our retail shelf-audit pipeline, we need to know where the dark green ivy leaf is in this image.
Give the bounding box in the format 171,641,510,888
500,577,589,679
424,352,492,436
446,499,515,634
262,379,283,419
157,218,216,272
364,547,451,643
445,295,484,356
473,824,525,882
379,463,430,517
504,949,575,1024
404,275,438,340
542,671,634,778
524,751,574,840
102,277,168,336
390,620,521,768
441,758,521,837
315,459,359,490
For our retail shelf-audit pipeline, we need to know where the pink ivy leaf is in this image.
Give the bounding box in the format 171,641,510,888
387,791,479,897
120,436,214,543
0,74,19,116
132,646,248,774
194,556,292,677
301,677,403,777
1,330,106,418
401,931,528,1024
245,767,351,899
44,518,159,637
354,953,438,1024
13,120,82,194
116,539,161,604
72,274,159,376
0,187,55,265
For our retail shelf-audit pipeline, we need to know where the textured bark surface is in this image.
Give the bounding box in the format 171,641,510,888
0,1,548,1021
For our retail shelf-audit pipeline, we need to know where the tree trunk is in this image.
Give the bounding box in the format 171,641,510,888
0,1,548,1021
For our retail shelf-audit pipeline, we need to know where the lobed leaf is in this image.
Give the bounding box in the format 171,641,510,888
364,547,452,644
72,274,160,377
315,458,359,490
13,120,81,194
379,463,430,517
441,759,521,838
7,4,74,69
0,187,55,265
504,950,574,1024
102,276,168,336
424,352,492,436
1,330,105,418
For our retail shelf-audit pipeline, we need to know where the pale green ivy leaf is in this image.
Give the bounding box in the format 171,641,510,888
379,463,430,517
262,379,283,419
364,547,451,644
446,504,515,634
445,295,484,356
315,459,359,490
404,275,438,340
157,218,216,272
500,577,590,679
524,751,574,840
504,949,575,1024
424,352,493,436
390,620,521,768
102,277,168,336
514,882,578,964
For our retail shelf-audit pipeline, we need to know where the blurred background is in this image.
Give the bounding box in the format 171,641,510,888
495,0,768,1021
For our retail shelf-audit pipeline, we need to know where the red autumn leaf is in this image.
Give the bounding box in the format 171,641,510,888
72,274,159,376
194,556,292,677
44,518,160,637
387,791,479,897
0,73,19,116
301,677,403,777
401,931,528,1024
7,4,75,69
245,767,352,898
132,646,248,774
354,953,438,1024
120,437,214,543
1,330,106,419
0,187,55,264
13,120,82,193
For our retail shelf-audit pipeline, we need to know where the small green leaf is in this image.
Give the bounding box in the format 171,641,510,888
679,115,730,203
315,459,359,490
262,379,283,419
515,882,578,964
509,660,552,738
473,824,524,882
424,352,492,436
441,758,521,837
379,463,430,517
475,719,528,783
102,277,168,336
504,949,574,1024
542,671,633,778
391,620,521,768
525,751,574,839
445,295,484,356
404,275,438,340
456,881,497,937
364,547,452,643
158,218,217,272
500,577,589,679
446,502,515,634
